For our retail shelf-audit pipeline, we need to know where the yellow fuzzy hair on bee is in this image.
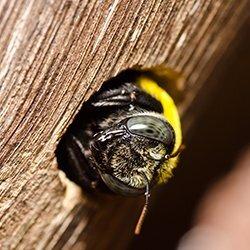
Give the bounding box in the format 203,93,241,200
137,76,182,184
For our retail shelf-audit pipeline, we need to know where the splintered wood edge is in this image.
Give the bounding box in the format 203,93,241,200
0,0,249,249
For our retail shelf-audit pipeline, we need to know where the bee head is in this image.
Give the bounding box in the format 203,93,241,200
92,113,176,196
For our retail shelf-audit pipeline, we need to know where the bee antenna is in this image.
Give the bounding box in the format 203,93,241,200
134,173,151,235
165,144,185,160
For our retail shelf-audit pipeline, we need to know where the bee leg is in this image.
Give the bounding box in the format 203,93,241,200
91,83,163,112
57,134,99,191
93,128,125,143
91,88,138,108
94,83,138,100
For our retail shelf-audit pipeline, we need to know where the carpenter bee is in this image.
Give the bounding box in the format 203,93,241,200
57,71,183,234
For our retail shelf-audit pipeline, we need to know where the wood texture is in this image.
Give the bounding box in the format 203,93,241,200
0,0,249,249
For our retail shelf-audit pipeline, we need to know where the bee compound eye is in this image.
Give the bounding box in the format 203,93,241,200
126,115,175,146
100,173,145,196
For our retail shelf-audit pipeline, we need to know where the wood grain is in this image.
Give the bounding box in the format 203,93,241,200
0,0,249,249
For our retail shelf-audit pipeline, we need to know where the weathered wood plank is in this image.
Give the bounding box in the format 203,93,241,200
0,0,249,249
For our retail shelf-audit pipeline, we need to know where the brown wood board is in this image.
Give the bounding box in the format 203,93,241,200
0,1,249,249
